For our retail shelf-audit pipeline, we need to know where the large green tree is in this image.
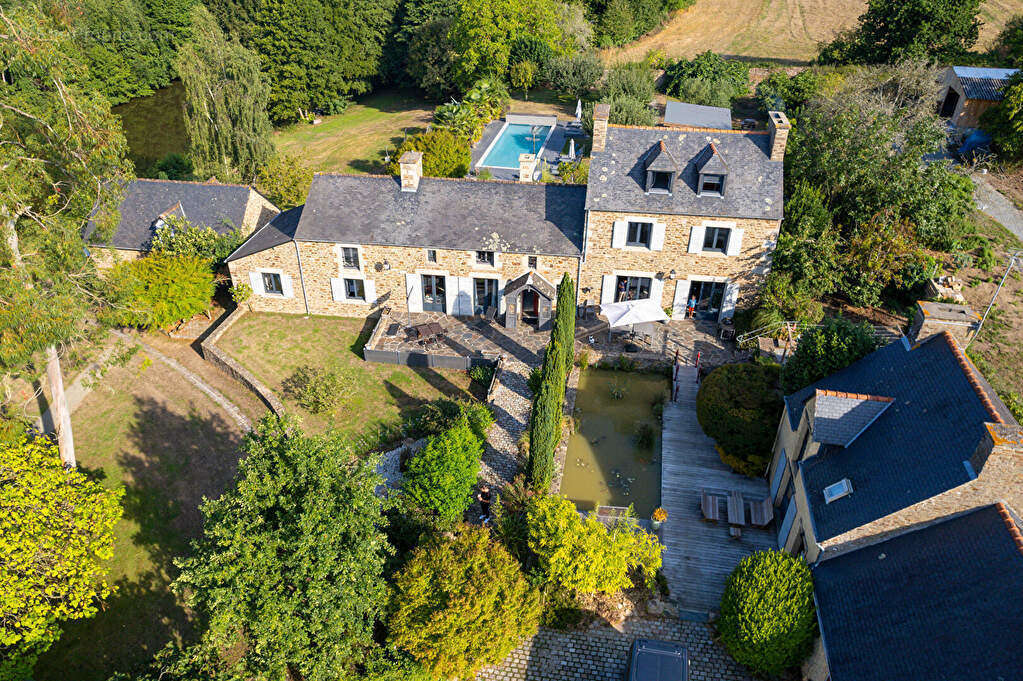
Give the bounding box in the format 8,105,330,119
0,435,122,679
819,0,981,64
781,317,880,393
173,415,391,681
982,71,1023,160
177,5,273,181
0,5,131,466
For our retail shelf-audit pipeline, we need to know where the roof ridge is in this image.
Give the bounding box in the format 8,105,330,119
940,331,1005,424
311,172,588,187
995,503,1023,556
608,123,767,134
815,388,895,403
133,177,254,190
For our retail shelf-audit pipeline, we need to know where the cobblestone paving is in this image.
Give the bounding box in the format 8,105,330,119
476,617,754,681
481,355,535,485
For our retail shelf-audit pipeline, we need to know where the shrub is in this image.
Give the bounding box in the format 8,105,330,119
664,52,749,104
982,72,1023,161
148,215,243,267
105,253,214,330
772,182,841,296
755,68,830,115
664,77,731,108
282,365,353,414
528,365,543,394
151,152,194,180
255,153,313,209
553,274,576,365
527,494,662,594
388,527,541,679
469,364,494,386
583,96,657,131
548,52,603,98
229,282,252,305
527,340,567,489
509,36,554,77
602,62,656,104
556,158,589,184
696,363,783,477
390,129,471,178
403,418,483,525
781,317,880,393
718,550,816,676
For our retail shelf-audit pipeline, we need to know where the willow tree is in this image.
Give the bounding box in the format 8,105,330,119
0,6,131,466
177,5,274,181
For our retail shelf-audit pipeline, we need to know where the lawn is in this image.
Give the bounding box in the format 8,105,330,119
607,0,1017,64
33,352,247,681
217,313,479,440
274,87,576,174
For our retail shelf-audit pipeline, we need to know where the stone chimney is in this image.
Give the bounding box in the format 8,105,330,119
909,300,981,346
399,150,423,192
970,423,1023,512
592,103,611,153
519,153,536,182
767,110,791,161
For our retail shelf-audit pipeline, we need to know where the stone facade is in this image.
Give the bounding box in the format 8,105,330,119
228,241,579,318
909,300,980,348
939,68,1001,129
91,246,142,269
578,210,779,315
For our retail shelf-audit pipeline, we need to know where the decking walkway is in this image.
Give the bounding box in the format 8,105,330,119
660,366,775,614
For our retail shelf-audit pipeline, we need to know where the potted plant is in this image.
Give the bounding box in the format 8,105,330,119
651,507,667,529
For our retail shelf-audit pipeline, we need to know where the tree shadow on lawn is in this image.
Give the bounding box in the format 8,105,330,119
34,397,243,681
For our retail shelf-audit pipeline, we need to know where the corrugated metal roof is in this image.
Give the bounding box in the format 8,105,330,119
663,101,733,129
952,66,1019,101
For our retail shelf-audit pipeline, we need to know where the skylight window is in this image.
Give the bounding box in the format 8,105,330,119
823,479,853,504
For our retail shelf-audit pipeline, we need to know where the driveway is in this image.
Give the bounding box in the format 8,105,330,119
974,175,1023,242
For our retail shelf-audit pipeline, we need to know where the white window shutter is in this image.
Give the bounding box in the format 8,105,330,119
405,274,423,313
249,271,264,296
330,277,344,301
497,278,506,314
281,274,295,299
719,282,739,320
611,220,627,249
444,275,456,315
364,280,376,304
601,275,616,305
458,277,473,316
649,277,664,306
650,222,666,251
688,224,705,253
672,279,691,316
726,227,744,256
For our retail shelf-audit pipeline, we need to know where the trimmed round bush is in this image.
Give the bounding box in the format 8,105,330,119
780,317,879,393
696,363,783,477
717,550,816,675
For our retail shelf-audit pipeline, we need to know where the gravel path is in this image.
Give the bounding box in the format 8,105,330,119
974,175,1023,242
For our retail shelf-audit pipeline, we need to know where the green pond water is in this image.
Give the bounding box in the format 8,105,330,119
561,369,667,518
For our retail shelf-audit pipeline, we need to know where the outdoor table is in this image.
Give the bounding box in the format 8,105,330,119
412,322,443,340
728,490,746,526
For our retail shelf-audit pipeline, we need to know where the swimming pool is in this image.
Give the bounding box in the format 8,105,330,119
478,122,553,169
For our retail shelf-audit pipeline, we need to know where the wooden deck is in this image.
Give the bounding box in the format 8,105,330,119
660,366,776,614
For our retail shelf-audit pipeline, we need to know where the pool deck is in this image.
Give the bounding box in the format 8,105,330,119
660,365,775,615
472,116,586,181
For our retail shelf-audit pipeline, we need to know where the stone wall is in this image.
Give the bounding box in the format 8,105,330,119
242,190,280,233
91,246,142,270
199,306,285,414
228,241,579,318
579,210,780,312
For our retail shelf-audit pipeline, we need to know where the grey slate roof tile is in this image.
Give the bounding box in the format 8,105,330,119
294,174,585,257
585,126,782,219
504,270,556,299
813,504,1023,681
785,333,1016,541
812,390,893,447
226,206,303,262
643,141,681,172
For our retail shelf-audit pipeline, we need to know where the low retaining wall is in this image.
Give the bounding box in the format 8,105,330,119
199,306,285,415
550,366,581,494
363,348,496,370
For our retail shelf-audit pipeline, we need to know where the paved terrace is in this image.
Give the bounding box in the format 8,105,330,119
472,117,586,181
660,366,775,614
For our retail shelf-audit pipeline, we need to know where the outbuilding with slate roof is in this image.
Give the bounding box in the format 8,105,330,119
939,65,1019,129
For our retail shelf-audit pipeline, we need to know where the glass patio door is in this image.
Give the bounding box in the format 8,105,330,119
473,278,498,314
690,280,725,319
422,274,446,312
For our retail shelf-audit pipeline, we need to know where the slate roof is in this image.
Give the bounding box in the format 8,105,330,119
784,332,1016,541
696,143,729,175
585,126,782,219
813,504,1023,681
89,179,269,251
290,174,585,257
811,390,893,447
226,206,303,262
952,65,1019,100
663,101,733,129
643,141,681,172
504,270,556,299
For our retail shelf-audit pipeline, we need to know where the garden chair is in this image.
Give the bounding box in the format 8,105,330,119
701,490,721,522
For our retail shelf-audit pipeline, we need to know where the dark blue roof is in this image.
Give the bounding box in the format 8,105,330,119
786,334,1011,540
813,504,1023,681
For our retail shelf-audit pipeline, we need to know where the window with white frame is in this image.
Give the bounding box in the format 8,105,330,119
476,250,495,266
615,275,651,301
344,278,365,301
626,221,652,248
341,247,360,269
702,226,730,253
262,272,283,295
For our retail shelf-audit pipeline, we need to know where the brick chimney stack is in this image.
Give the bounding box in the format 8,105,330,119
592,103,611,153
399,150,423,192
767,110,791,161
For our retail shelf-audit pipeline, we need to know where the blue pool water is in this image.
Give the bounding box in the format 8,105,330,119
480,123,552,168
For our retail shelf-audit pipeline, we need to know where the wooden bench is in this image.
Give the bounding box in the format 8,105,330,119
728,490,746,527
749,496,775,528
701,490,722,522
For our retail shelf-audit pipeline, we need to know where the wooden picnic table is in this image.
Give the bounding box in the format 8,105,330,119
411,322,444,340
728,490,746,526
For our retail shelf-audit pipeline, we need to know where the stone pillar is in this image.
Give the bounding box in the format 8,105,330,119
399,150,423,192
592,103,611,153
768,111,791,161
971,423,1023,514
519,153,536,182
910,301,981,347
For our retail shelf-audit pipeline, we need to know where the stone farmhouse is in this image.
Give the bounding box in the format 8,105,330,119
764,324,1023,681
223,106,790,327
87,178,279,267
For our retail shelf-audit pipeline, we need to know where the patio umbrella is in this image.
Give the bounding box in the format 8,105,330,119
601,299,669,328
575,99,582,121
568,138,576,159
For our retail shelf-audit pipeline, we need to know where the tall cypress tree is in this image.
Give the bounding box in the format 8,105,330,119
552,273,576,365
177,5,273,181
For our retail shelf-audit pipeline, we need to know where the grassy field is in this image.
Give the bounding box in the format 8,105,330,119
33,352,247,681
274,87,575,174
217,313,479,439
608,0,1019,64
113,83,188,175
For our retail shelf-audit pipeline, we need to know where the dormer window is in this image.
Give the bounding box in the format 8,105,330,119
699,173,725,196
643,141,679,195
649,171,672,193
